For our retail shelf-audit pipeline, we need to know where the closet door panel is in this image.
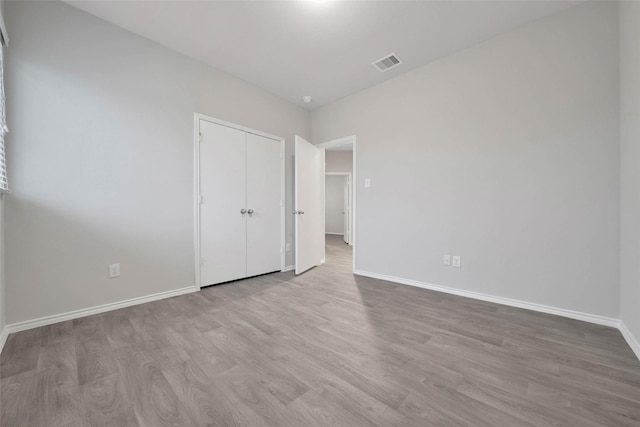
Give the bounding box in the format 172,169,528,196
200,121,247,286
246,133,282,277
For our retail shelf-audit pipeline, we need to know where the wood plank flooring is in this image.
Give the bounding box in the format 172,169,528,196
2,234,640,426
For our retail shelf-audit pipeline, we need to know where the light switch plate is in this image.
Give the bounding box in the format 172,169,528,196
452,256,461,268
109,263,121,278
443,254,451,266
364,178,371,188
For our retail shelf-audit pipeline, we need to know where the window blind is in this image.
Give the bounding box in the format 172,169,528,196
0,7,8,192
0,46,7,192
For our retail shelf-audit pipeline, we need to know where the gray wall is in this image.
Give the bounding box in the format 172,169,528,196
312,2,620,318
4,1,309,323
620,2,640,347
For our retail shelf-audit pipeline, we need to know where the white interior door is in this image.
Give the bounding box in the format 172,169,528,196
295,135,323,275
246,133,282,277
343,176,349,244
199,121,247,286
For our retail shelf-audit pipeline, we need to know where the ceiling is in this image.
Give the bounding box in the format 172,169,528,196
65,0,581,110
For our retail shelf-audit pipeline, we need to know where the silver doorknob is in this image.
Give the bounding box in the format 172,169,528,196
299,211,305,215
240,209,247,214
247,209,254,214
293,210,298,214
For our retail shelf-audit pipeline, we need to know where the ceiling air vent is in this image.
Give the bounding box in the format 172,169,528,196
372,53,402,72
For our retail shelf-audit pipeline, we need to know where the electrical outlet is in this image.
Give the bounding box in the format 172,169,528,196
452,256,461,268
109,263,121,278
443,254,451,266
286,242,291,252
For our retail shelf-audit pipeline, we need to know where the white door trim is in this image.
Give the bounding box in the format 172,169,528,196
194,113,286,289
315,135,357,273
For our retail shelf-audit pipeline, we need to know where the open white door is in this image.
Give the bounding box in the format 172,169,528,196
295,135,323,274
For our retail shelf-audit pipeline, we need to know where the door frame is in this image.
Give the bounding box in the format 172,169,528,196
194,113,286,289
324,172,352,244
315,135,357,273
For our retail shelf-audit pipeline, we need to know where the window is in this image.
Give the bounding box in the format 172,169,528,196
0,10,8,193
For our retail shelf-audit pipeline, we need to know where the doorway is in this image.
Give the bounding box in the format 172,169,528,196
316,136,356,272
325,173,351,244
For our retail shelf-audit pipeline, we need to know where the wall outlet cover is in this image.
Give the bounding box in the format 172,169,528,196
443,254,451,266
452,256,461,268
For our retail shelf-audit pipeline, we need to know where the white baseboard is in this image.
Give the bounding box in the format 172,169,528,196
354,270,620,328
325,232,344,236
619,321,640,361
0,325,8,355
2,273,636,362
2,286,198,342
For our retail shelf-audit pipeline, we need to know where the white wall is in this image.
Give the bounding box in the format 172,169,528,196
325,151,353,173
4,0,309,324
620,2,640,352
325,175,345,234
312,2,620,318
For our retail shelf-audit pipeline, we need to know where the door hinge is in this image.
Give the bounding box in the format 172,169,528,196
199,132,202,143
199,195,203,204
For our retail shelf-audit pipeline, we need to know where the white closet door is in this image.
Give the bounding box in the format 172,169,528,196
246,133,282,277
199,121,247,286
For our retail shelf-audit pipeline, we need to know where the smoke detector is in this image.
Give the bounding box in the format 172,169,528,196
303,96,313,103
372,53,403,72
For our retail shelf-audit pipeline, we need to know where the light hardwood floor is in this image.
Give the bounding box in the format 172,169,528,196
1,234,640,426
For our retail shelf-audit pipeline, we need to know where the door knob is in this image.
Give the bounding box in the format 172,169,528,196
240,209,247,214
299,211,305,215
247,209,254,214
